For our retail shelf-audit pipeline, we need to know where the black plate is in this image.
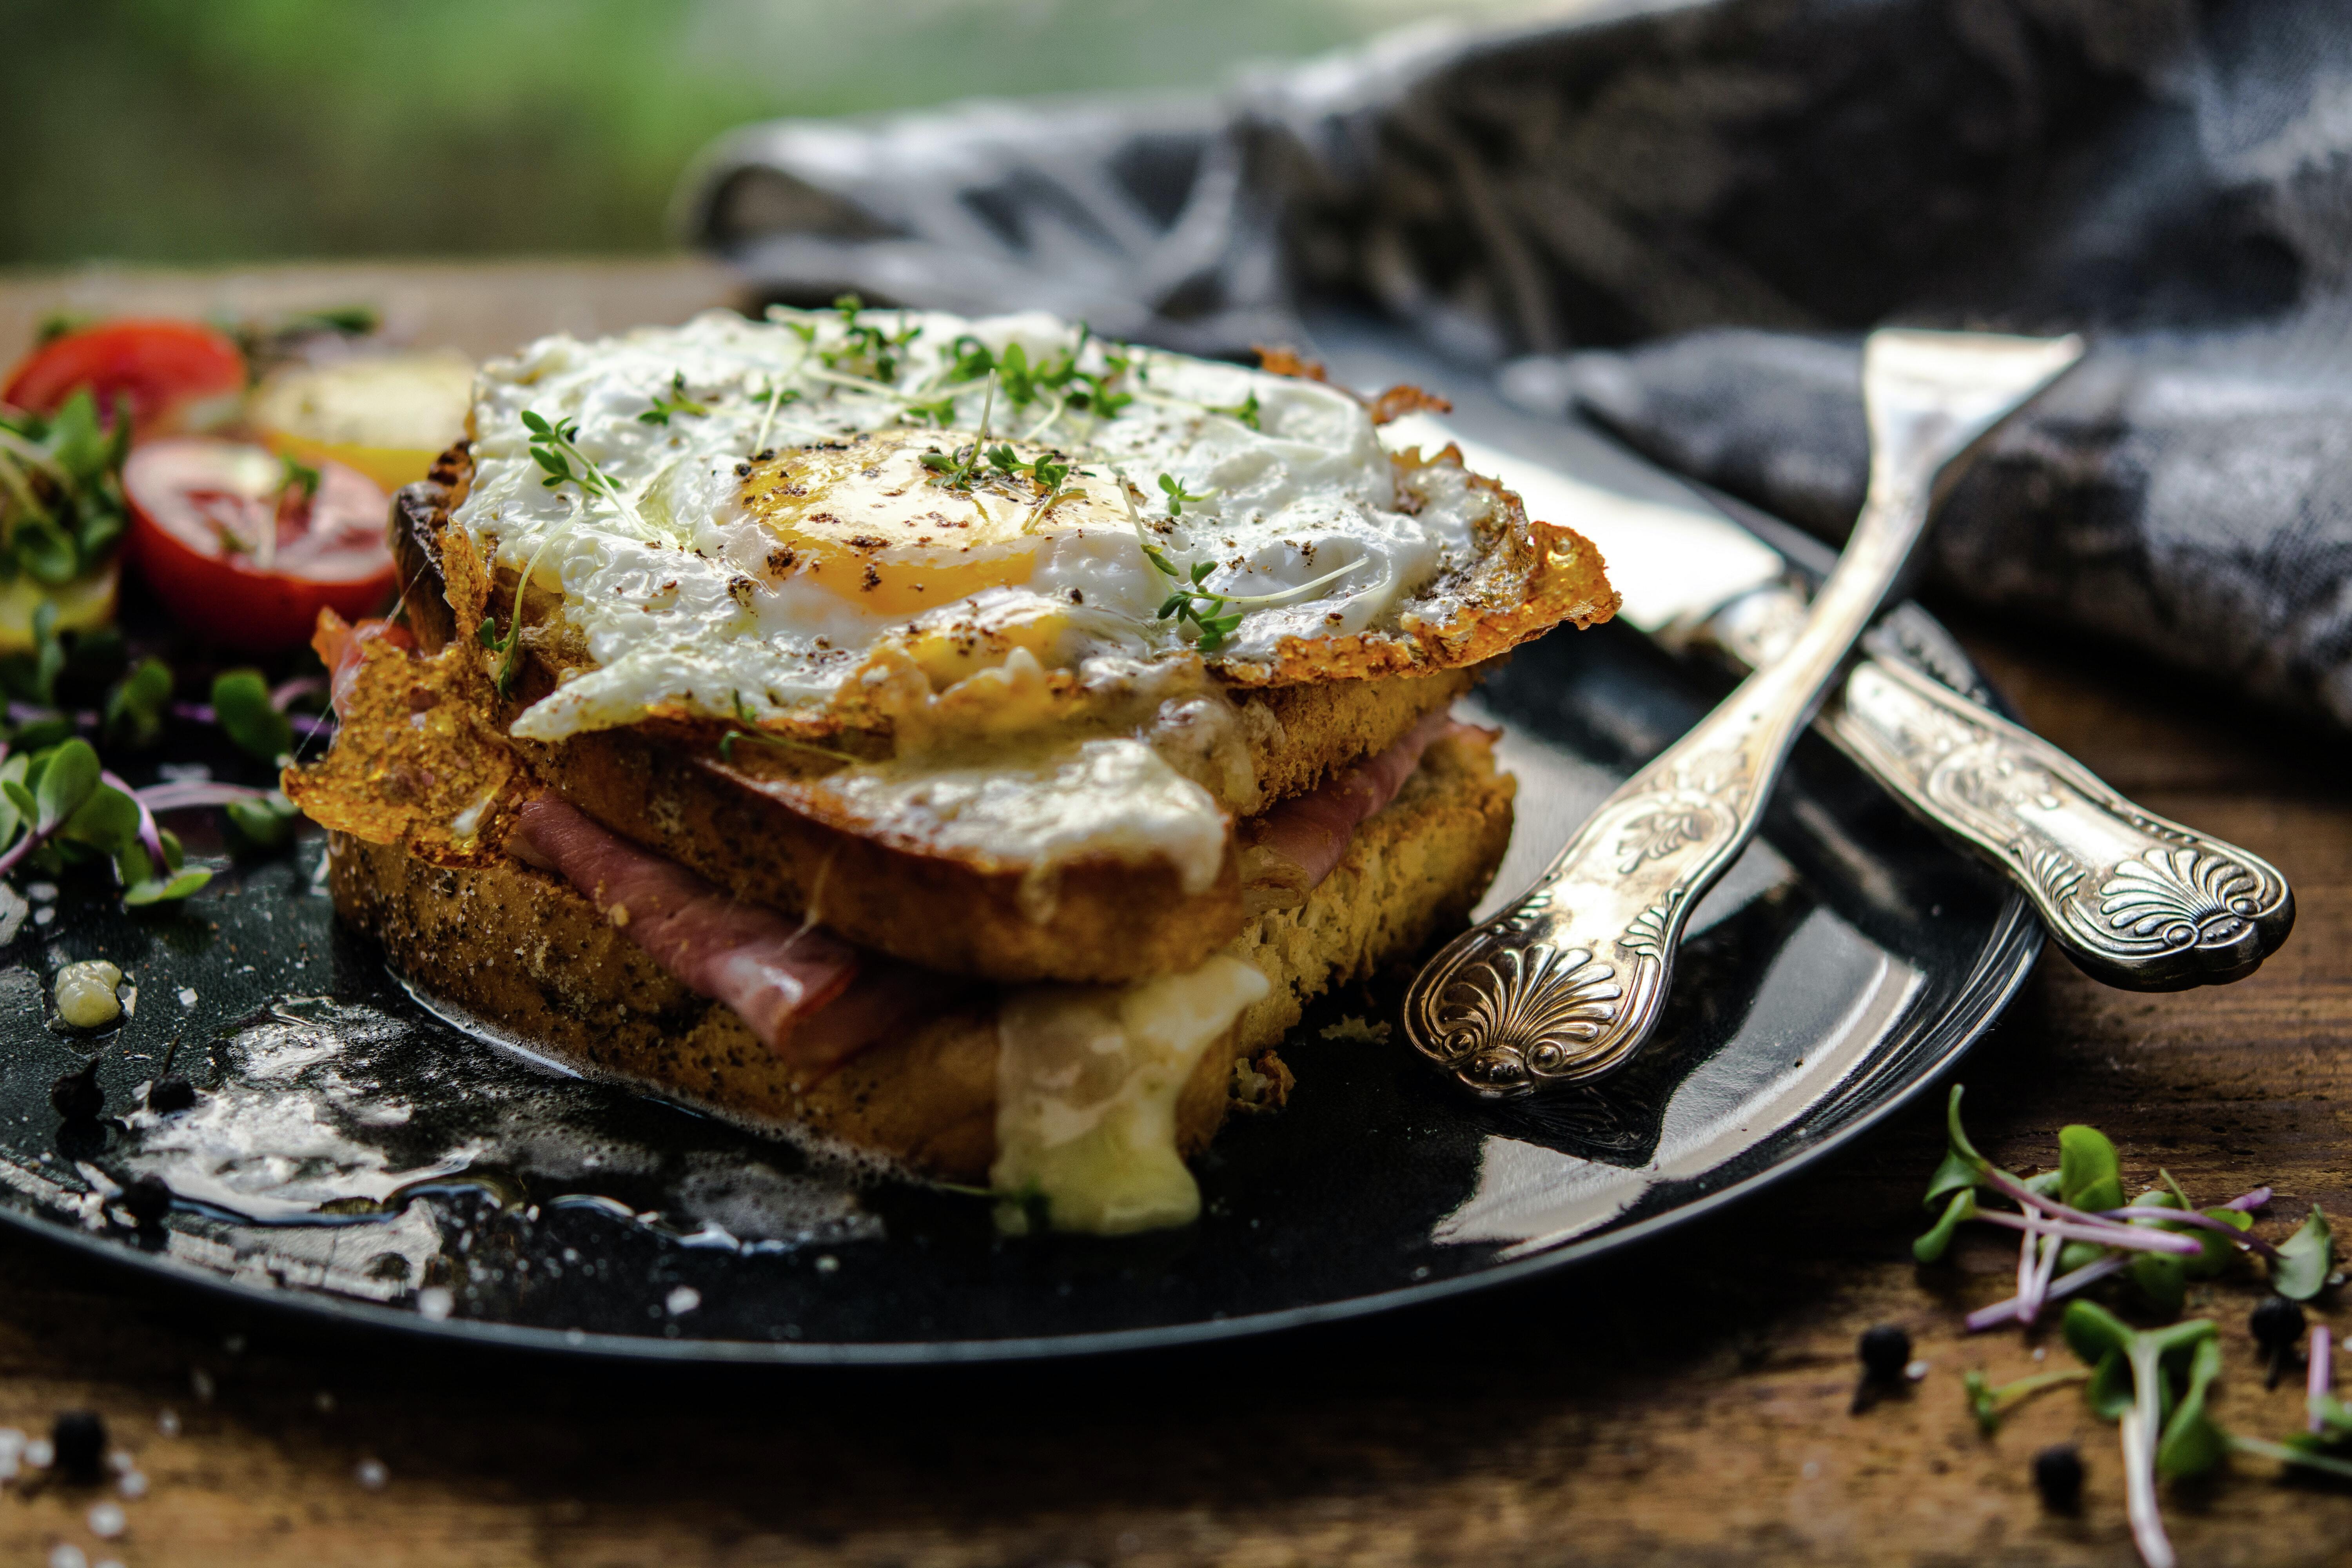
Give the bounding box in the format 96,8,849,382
0,598,2038,1363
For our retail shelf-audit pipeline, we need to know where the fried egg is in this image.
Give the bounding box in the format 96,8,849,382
452,308,1526,746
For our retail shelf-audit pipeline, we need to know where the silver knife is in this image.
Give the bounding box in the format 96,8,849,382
1381,410,2293,990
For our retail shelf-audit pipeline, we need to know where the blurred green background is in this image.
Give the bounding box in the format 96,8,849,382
1,0,1524,269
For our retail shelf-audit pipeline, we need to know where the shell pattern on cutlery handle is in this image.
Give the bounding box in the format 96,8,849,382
1703,584,2295,989
1404,717,1776,1098
1829,650,2294,987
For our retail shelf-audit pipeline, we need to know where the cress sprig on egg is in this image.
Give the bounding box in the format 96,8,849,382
784,293,922,383
1122,470,1363,654
635,372,709,427
519,409,651,536
483,409,665,697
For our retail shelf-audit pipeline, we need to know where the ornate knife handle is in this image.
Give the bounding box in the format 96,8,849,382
1699,565,2294,989
1405,329,2085,1099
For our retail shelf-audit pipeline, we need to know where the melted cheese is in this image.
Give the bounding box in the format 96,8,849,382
991,955,1270,1234
813,736,1228,906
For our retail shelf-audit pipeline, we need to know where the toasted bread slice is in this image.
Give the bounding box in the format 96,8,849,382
329,728,1514,1183
510,661,1483,983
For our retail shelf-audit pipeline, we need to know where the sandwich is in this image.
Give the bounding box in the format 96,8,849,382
285,305,1617,1233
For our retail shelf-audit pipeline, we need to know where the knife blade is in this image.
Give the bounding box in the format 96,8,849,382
1376,409,2293,990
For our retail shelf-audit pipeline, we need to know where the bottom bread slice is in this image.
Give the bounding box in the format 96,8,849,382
328,730,1515,1184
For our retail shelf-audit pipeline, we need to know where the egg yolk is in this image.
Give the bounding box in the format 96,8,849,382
741,429,1125,617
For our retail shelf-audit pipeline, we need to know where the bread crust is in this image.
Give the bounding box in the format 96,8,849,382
329,730,1515,1183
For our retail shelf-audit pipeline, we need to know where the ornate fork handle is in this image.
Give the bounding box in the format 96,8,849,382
1404,700,1785,1097
1405,330,2084,1099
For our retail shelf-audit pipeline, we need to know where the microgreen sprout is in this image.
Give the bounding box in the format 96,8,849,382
1157,472,1213,517
945,330,1132,423
0,621,312,915
256,452,319,572
474,529,570,699
0,738,210,904
716,691,853,766
0,388,132,586
2201,1370,2352,1488
1117,473,1363,653
817,294,920,383
1073,351,1134,418
979,443,1075,497
984,341,1055,406
637,371,710,426
945,334,998,386
277,453,320,506
2060,1308,2352,1565
520,410,650,535
1920,1091,2352,1562
1207,389,1262,430
1962,1366,2090,1436
919,375,997,491
1915,1087,2314,1330
750,378,803,456
2064,1301,2217,1568
2310,1323,2335,1432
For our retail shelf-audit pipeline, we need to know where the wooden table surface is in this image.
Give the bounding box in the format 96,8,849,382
0,262,2344,1568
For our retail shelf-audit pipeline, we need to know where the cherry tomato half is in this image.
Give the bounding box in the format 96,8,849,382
125,439,396,651
4,319,247,436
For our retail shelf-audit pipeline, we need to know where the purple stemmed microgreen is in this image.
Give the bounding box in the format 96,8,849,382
2086,1312,2352,1555
1916,1089,2325,1328
2271,1203,2334,1300
1922,1094,2347,1557
100,768,167,875
2310,1324,2335,1433
2065,1301,2219,1568
1964,1254,2131,1333
167,664,333,745
2254,1377,2352,1472
132,777,299,854
0,738,210,904
1917,1089,2199,1327
0,611,312,918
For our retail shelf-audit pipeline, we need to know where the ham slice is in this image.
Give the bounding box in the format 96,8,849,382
504,709,1471,1072
1241,709,1475,897
512,795,949,1073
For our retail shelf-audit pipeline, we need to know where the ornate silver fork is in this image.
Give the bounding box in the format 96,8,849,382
1403,328,2086,1099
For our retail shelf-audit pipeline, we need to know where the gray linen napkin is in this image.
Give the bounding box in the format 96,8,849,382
677,0,2352,726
